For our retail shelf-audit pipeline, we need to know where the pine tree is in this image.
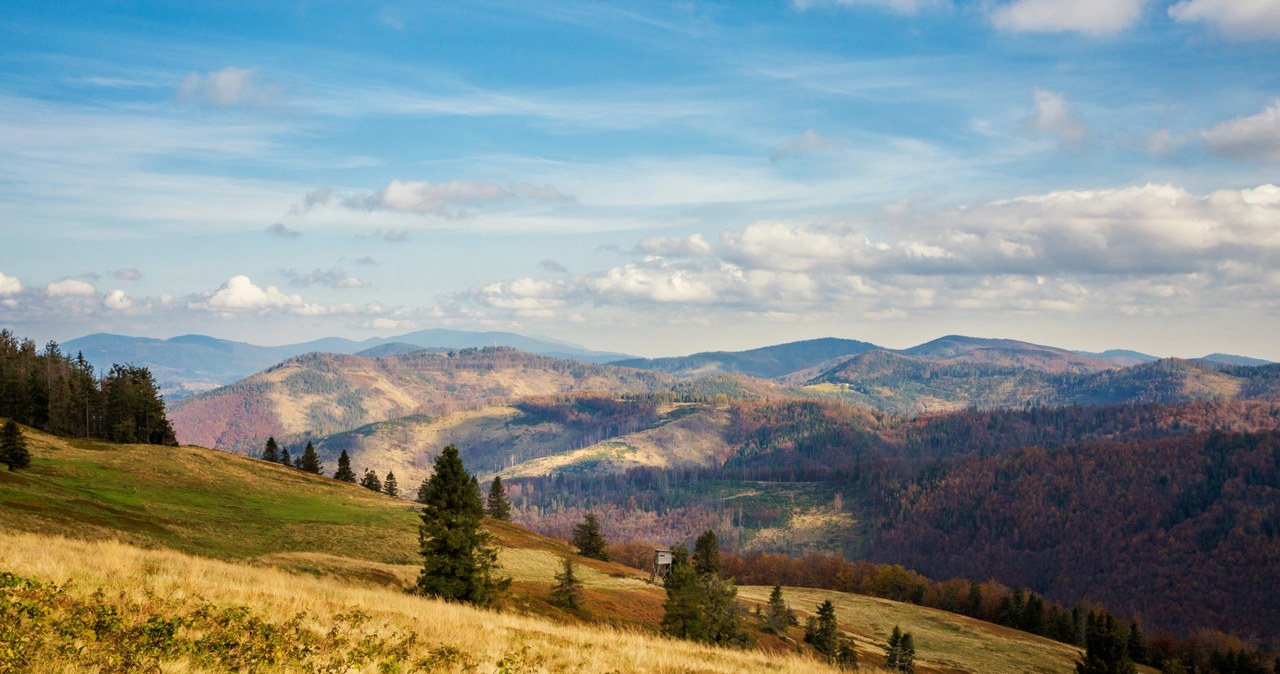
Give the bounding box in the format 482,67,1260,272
360,468,382,492
549,557,583,610
333,450,356,482
885,625,916,673
414,445,509,606
806,599,839,657
764,583,794,634
384,470,399,498
298,441,323,474
416,477,430,504
835,638,859,670
279,446,293,468
702,573,750,647
660,545,706,641
1,419,31,471
1075,611,1136,674
571,512,609,561
486,476,512,520
1127,621,1146,665
693,529,721,577
262,437,280,462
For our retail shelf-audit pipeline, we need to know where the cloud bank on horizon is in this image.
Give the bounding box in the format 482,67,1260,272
2,0,1280,358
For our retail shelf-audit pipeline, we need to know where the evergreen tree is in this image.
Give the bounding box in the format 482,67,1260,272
806,599,839,657
660,545,706,641
416,477,430,504
279,446,293,468
414,445,509,606
262,437,280,462
835,638,859,671
384,470,399,498
549,557,583,610
333,449,356,482
885,625,916,673
693,529,721,577
1076,611,1137,674
360,468,382,491
701,573,750,647
571,512,609,561
1,419,31,471
486,476,513,520
298,441,323,474
764,583,794,634
1127,621,1146,665
99,364,176,445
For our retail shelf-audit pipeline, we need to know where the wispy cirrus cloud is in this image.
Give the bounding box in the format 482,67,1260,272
177,67,281,108
294,180,572,217
1169,0,1280,41
990,0,1147,36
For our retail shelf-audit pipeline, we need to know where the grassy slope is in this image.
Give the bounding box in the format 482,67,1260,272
0,424,1112,672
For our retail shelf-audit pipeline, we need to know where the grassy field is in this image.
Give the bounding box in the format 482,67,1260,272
0,423,1114,672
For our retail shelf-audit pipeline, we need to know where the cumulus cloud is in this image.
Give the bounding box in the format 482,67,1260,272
189,275,309,314
793,0,948,13
770,130,842,162
0,272,21,295
102,289,133,311
177,67,279,108
267,222,302,238
1029,88,1089,148
111,268,143,281
281,267,366,289
458,183,1280,322
1198,99,1280,161
1169,0,1280,40
46,279,96,297
991,0,1146,35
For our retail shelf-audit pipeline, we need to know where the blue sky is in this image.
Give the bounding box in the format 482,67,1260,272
3,0,1280,358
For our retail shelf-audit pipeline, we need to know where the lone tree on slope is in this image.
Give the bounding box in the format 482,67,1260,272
298,441,323,474
1,420,31,471
279,446,293,468
571,512,609,561
414,444,509,606
360,468,382,492
486,476,512,521
384,470,399,498
549,557,584,610
333,450,356,482
262,437,280,463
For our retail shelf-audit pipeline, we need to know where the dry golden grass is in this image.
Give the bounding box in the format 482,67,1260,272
1,531,856,674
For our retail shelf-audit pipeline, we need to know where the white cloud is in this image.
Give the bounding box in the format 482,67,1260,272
350,180,572,215
770,130,842,162
1199,99,1280,161
0,272,21,296
991,0,1146,35
192,275,303,312
793,0,948,13
1029,88,1089,148
177,67,279,108
46,279,96,297
1169,0,1280,40
102,289,133,311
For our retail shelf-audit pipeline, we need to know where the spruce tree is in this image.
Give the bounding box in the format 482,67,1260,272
1,419,31,471
262,437,280,462
549,557,583,610
702,573,750,647
1127,621,1146,665
693,529,721,577
1075,611,1136,674
414,445,509,606
416,477,430,504
885,625,916,673
764,584,794,634
298,441,323,474
279,446,293,468
660,545,706,641
333,450,356,482
360,468,382,492
384,470,399,498
571,512,609,561
486,476,513,520
807,599,839,657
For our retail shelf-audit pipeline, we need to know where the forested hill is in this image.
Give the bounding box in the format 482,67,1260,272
168,347,673,454
611,337,881,379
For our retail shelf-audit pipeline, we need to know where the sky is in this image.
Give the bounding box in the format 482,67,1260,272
2,0,1280,359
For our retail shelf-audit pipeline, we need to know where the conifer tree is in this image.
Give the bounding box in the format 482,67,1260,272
806,599,839,657
1127,622,1146,665
298,441,323,474
416,477,430,504
262,437,280,462
360,468,382,492
1,419,31,471
414,445,509,606
333,449,356,482
764,583,794,634
549,557,583,610
693,529,721,577
1075,611,1136,674
571,512,609,561
279,446,293,468
384,470,399,498
486,476,513,520
885,625,916,673
702,573,750,647
660,545,706,641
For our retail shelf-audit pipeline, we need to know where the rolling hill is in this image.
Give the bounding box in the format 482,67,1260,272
612,337,881,379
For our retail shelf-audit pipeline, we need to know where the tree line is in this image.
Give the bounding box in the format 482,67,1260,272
0,331,175,445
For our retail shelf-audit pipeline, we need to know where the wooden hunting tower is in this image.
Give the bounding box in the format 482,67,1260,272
651,546,673,584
